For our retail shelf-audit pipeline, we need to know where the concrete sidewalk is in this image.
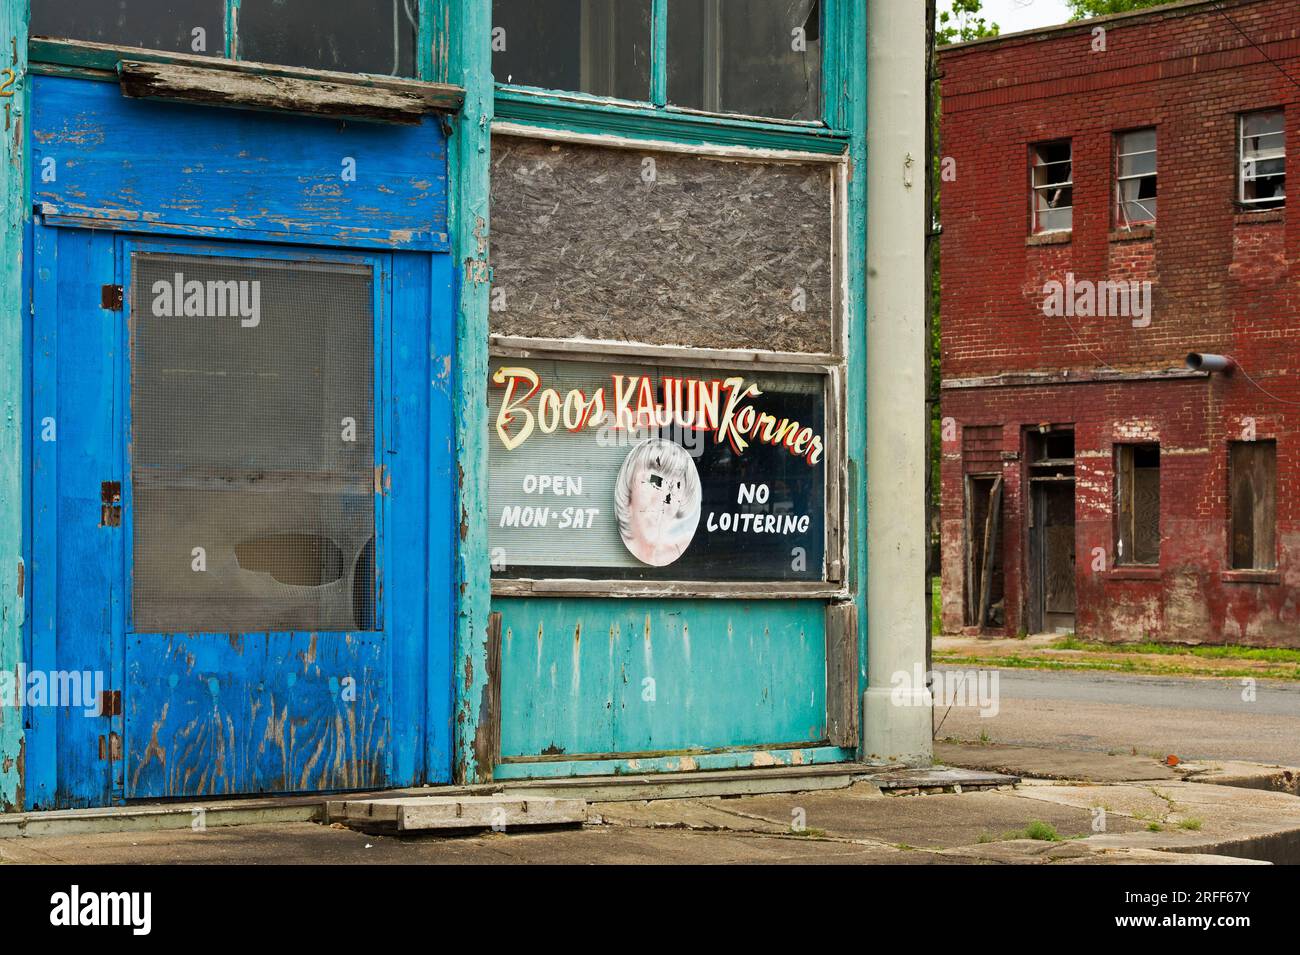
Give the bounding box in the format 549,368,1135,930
2,743,1296,864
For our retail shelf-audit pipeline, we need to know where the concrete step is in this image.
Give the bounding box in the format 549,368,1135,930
336,795,589,833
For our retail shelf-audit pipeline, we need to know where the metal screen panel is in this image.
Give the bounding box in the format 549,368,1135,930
130,253,376,633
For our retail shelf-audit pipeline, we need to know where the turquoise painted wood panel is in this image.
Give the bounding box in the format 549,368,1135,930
497,598,827,760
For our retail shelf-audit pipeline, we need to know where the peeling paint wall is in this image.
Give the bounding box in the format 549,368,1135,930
940,0,1300,647
0,1,29,812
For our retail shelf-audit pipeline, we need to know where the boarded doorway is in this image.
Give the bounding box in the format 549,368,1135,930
963,475,1004,629
1027,428,1076,634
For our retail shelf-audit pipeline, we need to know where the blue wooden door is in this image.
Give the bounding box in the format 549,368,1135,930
29,227,454,805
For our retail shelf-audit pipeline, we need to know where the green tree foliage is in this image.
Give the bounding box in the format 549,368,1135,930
1068,0,1174,19
937,0,999,45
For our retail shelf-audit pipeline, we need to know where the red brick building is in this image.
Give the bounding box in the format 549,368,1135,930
938,0,1300,646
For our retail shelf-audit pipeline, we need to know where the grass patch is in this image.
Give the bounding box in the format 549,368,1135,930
1005,820,1061,842
788,827,828,838
1049,636,1300,664
1146,822,1164,832
931,578,941,637
1178,818,1203,831
933,651,1300,681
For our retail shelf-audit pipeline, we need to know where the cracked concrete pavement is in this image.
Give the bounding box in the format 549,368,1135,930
3,743,1295,864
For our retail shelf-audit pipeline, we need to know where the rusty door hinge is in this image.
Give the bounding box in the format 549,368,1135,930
99,689,122,717
98,732,123,761
101,284,124,310
100,481,122,527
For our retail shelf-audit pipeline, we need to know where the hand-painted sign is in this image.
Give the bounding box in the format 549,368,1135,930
488,357,827,581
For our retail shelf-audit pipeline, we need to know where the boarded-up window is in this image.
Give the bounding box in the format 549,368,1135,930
489,137,835,353
1230,441,1277,570
1115,444,1160,566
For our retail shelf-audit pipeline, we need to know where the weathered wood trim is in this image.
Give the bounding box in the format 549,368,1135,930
31,37,463,111
470,612,503,777
118,60,441,125
942,368,1209,390
493,88,849,155
825,602,859,747
0,0,28,814
491,580,849,600
450,0,494,787
492,746,857,779
492,120,844,164
490,334,837,373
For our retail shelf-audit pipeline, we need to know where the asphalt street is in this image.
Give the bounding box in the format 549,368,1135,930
933,666,1300,765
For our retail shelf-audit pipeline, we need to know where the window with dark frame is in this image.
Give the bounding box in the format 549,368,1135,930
1240,109,1286,209
667,0,822,122
491,0,653,101
1031,140,1073,234
1115,444,1160,566
491,0,823,122
1115,128,1157,229
31,0,420,77
1229,441,1277,571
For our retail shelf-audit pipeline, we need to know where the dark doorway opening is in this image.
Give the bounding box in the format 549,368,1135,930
1026,427,1076,634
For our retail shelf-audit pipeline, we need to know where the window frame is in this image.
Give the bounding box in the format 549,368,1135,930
484,133,850,600
1238,108,1287,210
28,0,440,81
1228,440,1278,572
1114,127,1157,230
1030,139,1074,235
1114,442,1161,567
491,0,854,146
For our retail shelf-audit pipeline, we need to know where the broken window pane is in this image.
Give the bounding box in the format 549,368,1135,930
1115,444,1160,566
1116,128,1157,227
491,0,653,101
239,0,418,77
31,0,225,56
1240,109,1286,208
1031,140,1073,234
668,0,822,121
1230,441,1277,570
130,253,377,633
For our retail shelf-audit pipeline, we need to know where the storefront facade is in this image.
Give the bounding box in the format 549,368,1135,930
0,1,930,811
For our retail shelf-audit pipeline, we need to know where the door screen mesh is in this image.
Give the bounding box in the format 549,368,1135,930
130,253,376,633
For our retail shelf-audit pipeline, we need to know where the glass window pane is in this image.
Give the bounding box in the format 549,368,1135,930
1118,128,1156,154
668,0,822,121
31,0,225,56
492,0,652,101
1119,149,1156,178
239,0,417,77
1036,207,1071,233
1243,109,1284,139
130,254,377,633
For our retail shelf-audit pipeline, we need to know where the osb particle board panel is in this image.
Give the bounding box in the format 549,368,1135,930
490,136,835,353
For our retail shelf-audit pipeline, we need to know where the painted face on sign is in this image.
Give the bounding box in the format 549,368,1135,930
614,439,702,566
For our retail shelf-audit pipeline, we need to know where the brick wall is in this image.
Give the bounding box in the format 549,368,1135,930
938,0,1300,646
